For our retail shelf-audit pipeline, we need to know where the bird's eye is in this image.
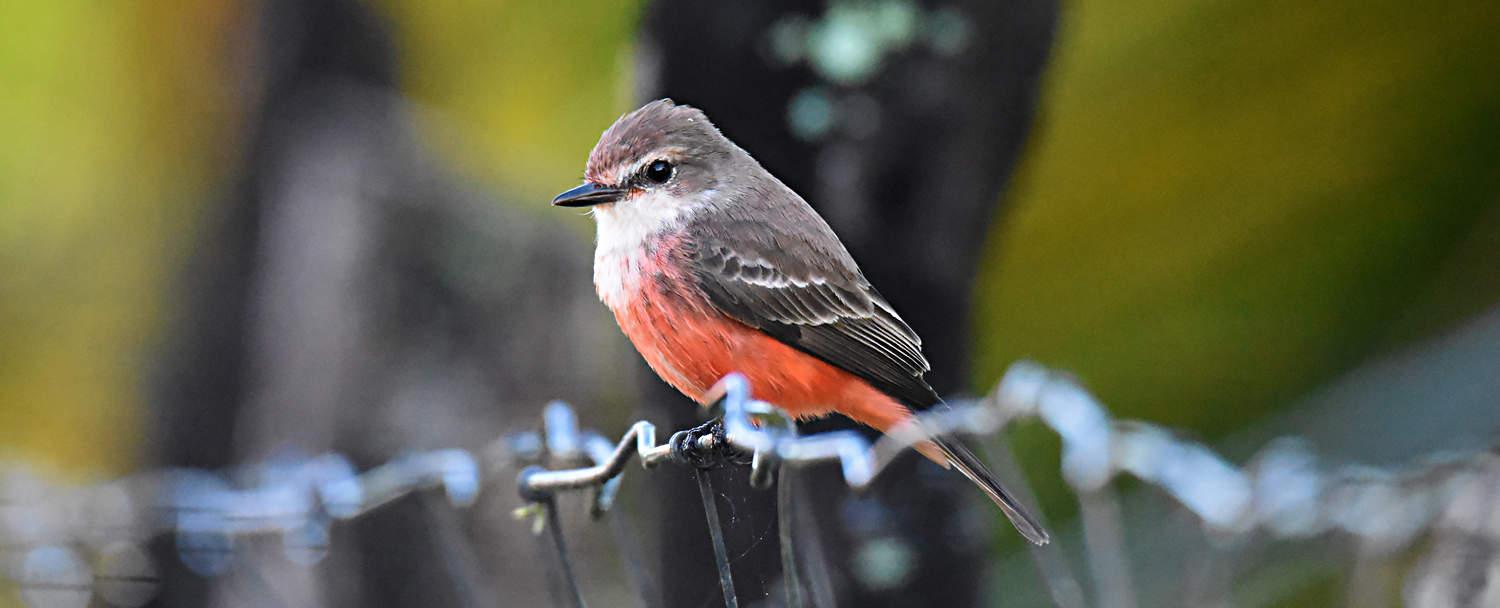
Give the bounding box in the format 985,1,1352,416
644,159,674,184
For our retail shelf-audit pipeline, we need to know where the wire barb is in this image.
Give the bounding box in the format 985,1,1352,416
516,372,1006,508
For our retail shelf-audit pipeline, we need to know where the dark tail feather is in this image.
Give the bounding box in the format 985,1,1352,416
935,437,1050,545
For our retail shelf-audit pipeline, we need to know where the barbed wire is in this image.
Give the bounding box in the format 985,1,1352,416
1,361,1496,607
522,362,1498,548
515,363,1500,606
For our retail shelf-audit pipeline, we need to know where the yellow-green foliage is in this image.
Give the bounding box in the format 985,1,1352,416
378,0,645,204
0,0,644,475
0,3,237,473
974,0,1500,539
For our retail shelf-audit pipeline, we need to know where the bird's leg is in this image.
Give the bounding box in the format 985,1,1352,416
670,417,752,469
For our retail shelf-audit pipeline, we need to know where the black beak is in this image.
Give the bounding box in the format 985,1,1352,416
552,183,624,207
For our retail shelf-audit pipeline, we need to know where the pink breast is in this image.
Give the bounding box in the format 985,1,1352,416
609,247,730,400
602,234,913,434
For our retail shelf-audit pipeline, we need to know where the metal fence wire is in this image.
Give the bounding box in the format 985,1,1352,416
2,361,1498,607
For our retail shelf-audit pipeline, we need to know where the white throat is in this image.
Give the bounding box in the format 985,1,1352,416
592,190,704,257
591,190,707,308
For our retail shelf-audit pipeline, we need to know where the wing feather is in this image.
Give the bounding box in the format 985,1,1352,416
688,235,939,408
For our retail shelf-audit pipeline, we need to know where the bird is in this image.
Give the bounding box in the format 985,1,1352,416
552,99,1048,545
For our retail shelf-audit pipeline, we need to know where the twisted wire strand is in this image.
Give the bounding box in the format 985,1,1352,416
2,362,1497,608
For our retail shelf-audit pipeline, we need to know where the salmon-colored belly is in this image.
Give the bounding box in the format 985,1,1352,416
612,284,912,433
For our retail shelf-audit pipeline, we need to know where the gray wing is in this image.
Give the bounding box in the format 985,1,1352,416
686,216,940,408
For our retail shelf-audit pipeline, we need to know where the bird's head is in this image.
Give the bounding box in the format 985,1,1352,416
553,99,741,240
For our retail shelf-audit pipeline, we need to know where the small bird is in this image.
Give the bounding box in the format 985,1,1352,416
553,99,1048,545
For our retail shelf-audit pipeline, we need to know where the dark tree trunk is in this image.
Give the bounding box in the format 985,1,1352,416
635,0,1058,605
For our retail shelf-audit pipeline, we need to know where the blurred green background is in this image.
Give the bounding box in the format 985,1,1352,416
5,0,1494,468
1,2,1498,604
5,0,1496,472
975,0,1500,517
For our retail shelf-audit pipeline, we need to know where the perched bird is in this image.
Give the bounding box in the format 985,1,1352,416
553,99,1048,545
